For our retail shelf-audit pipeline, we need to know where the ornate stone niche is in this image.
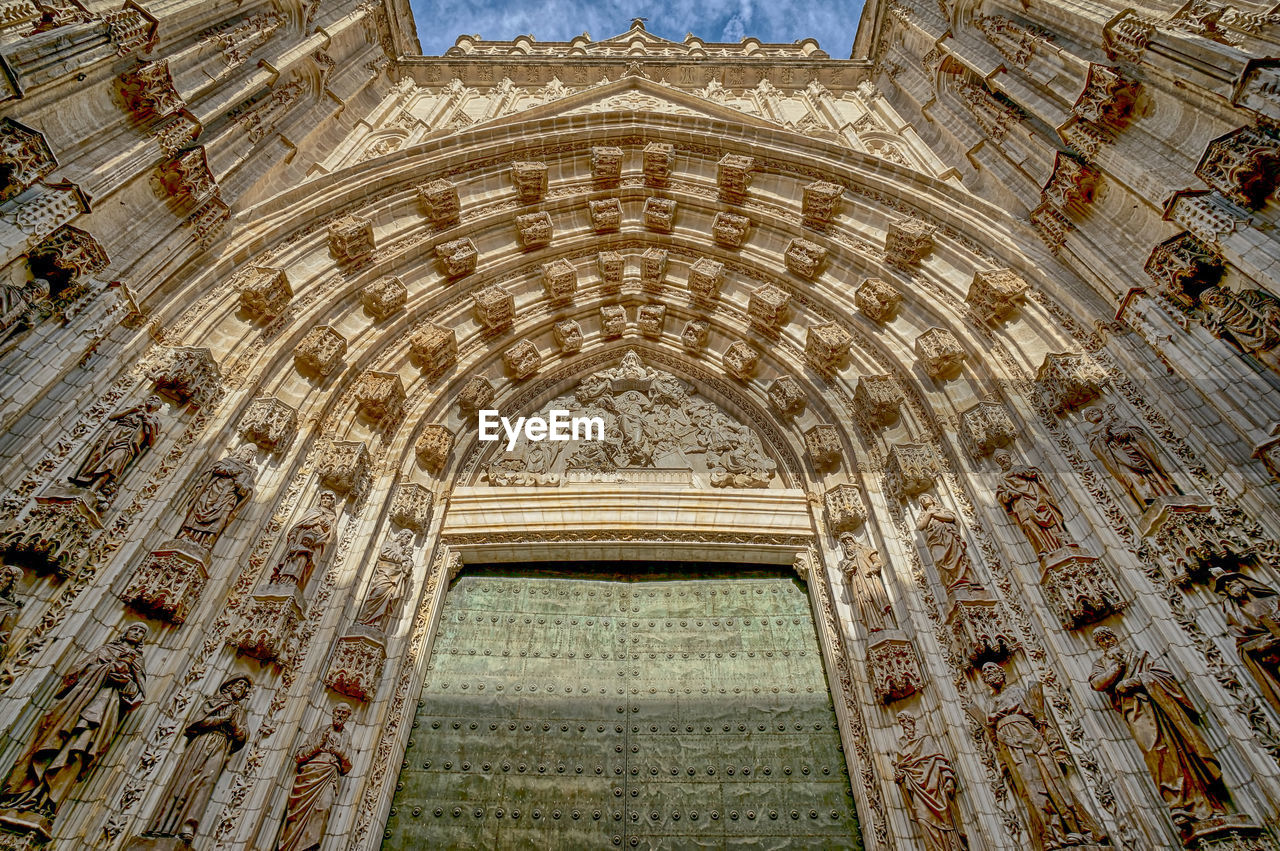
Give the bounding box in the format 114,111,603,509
802,180,843,231
435,237,478,278
598,250,625,291
122,538,209,624
640,247,668,291
238,397,299,454
390,483,433,533
966,268,1028,322
643,141,674,186
682,318,709,352
948,594,1016,665
854,375,903,428
1196,126,1280,208
328,214,374,267
27,224,108,294
599,304,627,337
237,266,292,319
915,327,966,380
768,375,806,419
155,146,218,207
503,339,542,379
2,494,101,577
228,585,304,663
1031,201,1074,254
472,285,514,332
510,160,548,203
885,216,936,267
409,323,457,376
317,440,369,496
712,211,750,248
855,277,901,322
360,275,407,320
554,319,583,352
1040,552,1124,629
1142,500,1247,585
1036,351,1107,412
588,198,622,233
415,424,454,474
324,632,386,701
806,423,843,469
688,257,725,304
643,197,676,233
867,636,923,703
116,59,184,122
541,258,577,303
637,304,666,338
0,117,57,203
148,346,220,407
417,178,460,228
959,401,1017,459
515,211,553,250
1041,152,1102,216
591,145,623,187
294,325,347,377
785,238,827,280
1072,64,1139,133
824,484,867,532
1143,231,1224,306
722,341,759,380
748,284,789,333
805,322,852,375
717,153,753,203
887,443,937,498
456,377,495,418
354,371,405,422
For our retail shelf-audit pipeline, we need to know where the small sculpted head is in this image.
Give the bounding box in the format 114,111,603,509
896,711,917,739
1092,626,1118,650
144,395,163,412
319,491,337,511
332,703,352,728
993,449,1013,471
1084,407,1104,425
123,623,149,645
980,661,1005,691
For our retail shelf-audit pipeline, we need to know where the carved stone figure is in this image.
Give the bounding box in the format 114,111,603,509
272,491,338,589
994,450,1069,557
0,564,22,661
1199,285,1280,371
1212,568,1280,716
838,532,891,632
1088,627,1230,832
977,662,1107,849
67,395,163,506
354,530,414,633
0,624,148,817
279,704,353,851
176,445,257,550
1084,406,1179,509
0,277,50,335
915,494,980,591
143,675,250,843
893,711,966,851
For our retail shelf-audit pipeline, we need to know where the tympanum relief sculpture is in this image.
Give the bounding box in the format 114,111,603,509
278,704,353,851
1083,405,1180,511
1211,567,1280,717
176,444,257,551
893,711,967,851
66,395,163,510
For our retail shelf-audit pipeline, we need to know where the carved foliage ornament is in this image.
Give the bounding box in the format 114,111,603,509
722,341,758,380
717,153,753,203
417,178,460,227
806,424,842,470
415,424,454,474
688,258,724,303
855,278,901,322
966,268,1028,322
541,258,577,302
360,275,406,320
749,284,789,333
824,484,866,532
711,211,750,248
802,180,842,230
436,237,477,278
805,322,851,375
958,401,1017,459
885,216,935,267
408,323,456,375
1036,351,1107,412
854,375,902,428
472,285,514,331
785,238,827,280
915,328,966,380
0,118,57,204
238,397,299,453
318,440,369,496
294,325,347,377
237,266,291,319
354,371,405,422
640,248,667,290
598,251,625,289
515,211,553,250
768,375,806,418
887,443,937,498
503,340,542,379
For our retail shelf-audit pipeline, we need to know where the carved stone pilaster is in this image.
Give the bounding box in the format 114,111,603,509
294,325,346,377
554,319,583,352
948,594,1016,666
389,483,433,533
122,539,209,624
324,631,386,701
598,251,625,291
806,424,842,469
588,198,621,233
824,484,866,532
867,635,923,703
503,340,542,379
360,275,406,320
640,247,667,291
855,277,900,322
748,284,789,333
966,268,1028,322
887,443,937,498
599,304,627,337
456,377,495,417
643,197,675,233
1040,552,1125,629
717,153,753,203
1041,152,1101,216
637,304,666,338
116,59,184,122
155,146,217,207
2,494,100,577
688,257,724,304
1144,231,1225,305
541,258,577,303
643,141,673,186
915,328,966,380
805,322,851,375
885,216,935,267
237,266,291,319
511,160,547,203
681,319,709,352
785,238,826,280
768,376,806,419
722,341,758,380
802,180,843,231
515,211,553,250
148,346,220,406
959,401,1017,459
853,375,902,429
408,323,456,375
1072,64,1139,134
1036,351,1107,412
591,146,623,187
711,212,749,249
0,117,56,203
317,440,369,496
472,285,514,332
417,178,460,227
354,371,405,422
238,397,298,453
435,237,477,278
415,424,454,474
228,585,304,663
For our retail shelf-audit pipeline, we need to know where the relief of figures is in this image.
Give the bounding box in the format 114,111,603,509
0,564,22,662
272,491,338,589
915,494,980,591
838,532,892,632
976,661,1108,849
1083,406,1180,510
176,445,257,550
66,395,163,509
1088,627,1231,836
278,704,353,851
1198,285,1280,372
354,529,414,633
994,450,1070,558
0,624,148,817
893,710,967,851
143,675,251,843
1211,568,1280,716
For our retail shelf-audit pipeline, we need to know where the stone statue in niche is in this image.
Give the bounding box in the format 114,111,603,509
838,532,892,632
0,564,23,661
893,710,966,851
1211,567,1280,716
176,445,257,550
67,395,163,509
0,623,148,817
354,529,414,633
1088,626,1231,836
993,450,1070,557
142,675,251,844
278,704,353,851
1083,406,1180,510
915,494,980,591
272,491,338,589
976,661,1108,849
1198,286,1280,372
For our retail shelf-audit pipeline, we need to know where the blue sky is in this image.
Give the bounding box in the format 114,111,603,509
408,0,863,57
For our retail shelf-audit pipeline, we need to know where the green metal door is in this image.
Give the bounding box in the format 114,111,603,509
382,563,862,849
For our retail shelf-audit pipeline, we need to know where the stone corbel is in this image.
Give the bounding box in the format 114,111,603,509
415,424,454,474
711,211,749,248
409,323,457,376
802,180,842,231
1196,125,1280,208
1143,231,1224,306
642,142,673,186
598,250,625,290
784,237,826,279
27,223,108,300
1035,351,1107,412
122,538,209,623
867,635,924,703
116,59,185,123
360,275,407,320
237,396,299,454
147,345,220,406
0,117,57,203
236,265,292,319
417,178,460,228
502,339,541,379
717,153,753,204
886,443,937,499
317,439,370,497
639,247,667,291
884,216,935,268
824,484,866,532
748,284,789,334
353,370,405,422
805,424,843,470
541,258,577,302
688,257,724,304
294,324,347,377
804,321,851,375
328,214,374,267
472,285,513,332
853,375,902,429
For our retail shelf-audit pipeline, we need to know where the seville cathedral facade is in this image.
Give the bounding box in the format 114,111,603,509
5,0,1280,848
